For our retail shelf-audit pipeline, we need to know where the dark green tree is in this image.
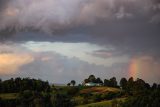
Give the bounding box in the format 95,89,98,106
95,77,103,84
134,78,146,91
67,83,71,86
110,77,117,87
152,83,157,90
88,75,96,83
84,79,90,83
71,80,76,86
104,79,110,86
126,77,134,92
120,78,127,90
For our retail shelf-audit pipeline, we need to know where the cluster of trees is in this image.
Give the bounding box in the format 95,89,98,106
121,84,160,107
83,75,117,87
122,90,160,107
0,78,51,93
119,77,160,107
67,80,76,86
104,77,118,87
0,89,74,107
83,75,160,91
120,77,160,93
83,75,103,84
0,77,75,107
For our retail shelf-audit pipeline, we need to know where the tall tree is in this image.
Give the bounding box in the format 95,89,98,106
88,75,96,83
120,78,127,90
134,78,146,90
110,77,117,87
104,79,110,86
152,83,157,90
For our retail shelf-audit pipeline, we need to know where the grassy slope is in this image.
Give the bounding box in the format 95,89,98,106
80,86,120,94
76,98,126,107
74,86,122,106
0,93,18,100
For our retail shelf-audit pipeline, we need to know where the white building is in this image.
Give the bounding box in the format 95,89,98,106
84,82,102,86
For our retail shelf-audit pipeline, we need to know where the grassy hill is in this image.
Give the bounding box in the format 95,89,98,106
80,86,120,94
0,86,124,106
72,86,122,106
1,77,160,107
0,93,18,100
76,98,125,107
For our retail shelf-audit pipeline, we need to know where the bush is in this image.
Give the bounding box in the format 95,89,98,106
93,94,102,102
67,87,79,96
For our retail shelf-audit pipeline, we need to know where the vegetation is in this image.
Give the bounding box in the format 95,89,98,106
0,78,50,93
83,75,103,85
76,98,125,107
0,93,18,100
0,75,160,107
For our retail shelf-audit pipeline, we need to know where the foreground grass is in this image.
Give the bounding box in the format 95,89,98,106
0,93,18,100
76,98,126,107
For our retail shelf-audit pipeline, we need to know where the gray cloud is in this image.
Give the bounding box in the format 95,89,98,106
0,0,159,33
0,0,159,55
0,51,130,84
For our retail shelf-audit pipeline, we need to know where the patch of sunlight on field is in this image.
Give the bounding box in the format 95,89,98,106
0,93,18,100
80,86,120,94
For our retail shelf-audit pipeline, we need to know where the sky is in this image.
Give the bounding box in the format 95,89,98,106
0,0,160,84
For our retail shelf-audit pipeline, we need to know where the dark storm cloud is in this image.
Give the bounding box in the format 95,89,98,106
0,0,160,57
87,19,160,55
0,0,9,10
0,0,159,32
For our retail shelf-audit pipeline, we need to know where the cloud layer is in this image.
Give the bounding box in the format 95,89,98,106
0,0,159,33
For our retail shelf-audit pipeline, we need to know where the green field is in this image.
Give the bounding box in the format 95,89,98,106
0,93,18,100
76,98,125,107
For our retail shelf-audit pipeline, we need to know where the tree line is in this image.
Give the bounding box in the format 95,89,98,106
0,77,50,93
0,77,74,107
0,76,160,107
83,75,160,90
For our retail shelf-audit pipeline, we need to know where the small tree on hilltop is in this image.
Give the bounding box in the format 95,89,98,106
67,83,71,86
71,80,76,86
96,77,103,84
88,75,96,83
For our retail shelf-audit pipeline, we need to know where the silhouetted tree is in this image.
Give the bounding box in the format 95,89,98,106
127,77,134,92
67,83,71,86
134,78,146,91
104,79,110,86
95,77,103,84
120,78,127,90
71,80,76,86
110,77,117,87
84,79,90,83
88,75,96,83
152,83,157,90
